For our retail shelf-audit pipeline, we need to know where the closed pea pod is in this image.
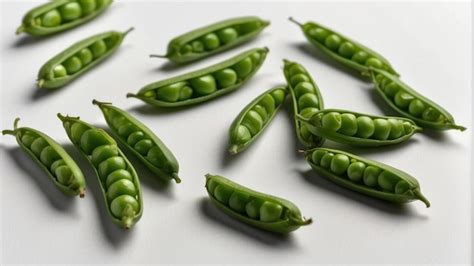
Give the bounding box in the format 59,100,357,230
128,47,269,107
2,118,86,197
296,108,421,147
205,174,312,234
92,100,181,183
16,0,113,36
37,28,133,89
228,86,288,154
304,147,430,207
58,114,142,229
150,16,269,64
368,68,466,131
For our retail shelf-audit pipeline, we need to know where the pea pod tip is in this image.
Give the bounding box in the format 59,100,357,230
450,124,467,132
414,189,430,208
172,173,181,183
126,93,138,98
123,27,135,36
228,145,239,155
79,190,85,198
36,79,45,89
288,17,303,27
149,54,167,59
92,99,112,106
15,25,25,35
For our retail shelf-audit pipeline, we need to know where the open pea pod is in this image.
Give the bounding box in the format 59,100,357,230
228,86,287,154
93,100,181,183
2,118,86,197
205,174,312,234
304,148,430,207
37,28,133,89
150,16,269,64
369,68,466,131
289,17,398,76
128,47,269,107
297,108,421,147
58,114,143,229
17,0,113,36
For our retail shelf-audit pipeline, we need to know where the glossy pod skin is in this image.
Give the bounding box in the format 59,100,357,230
297,108,422,147
93,100,181,183
58,114,142,229
283,59,325,148
16,0,113,36
2,118,86,197
369,68,466,131
150,16,269,64
228,86,287,154
128,47,269,107
37,28,133,89
289,17,398,76
205,174,312,234
304,148,430,207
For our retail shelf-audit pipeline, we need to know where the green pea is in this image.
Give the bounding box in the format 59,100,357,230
394,91,415,109
91,144,118,167
320,152,334,169
324,34,342,51
117,123,139,138
228,191,250,214
70,122,89,144
180,44,192,54
90,40,107,58
395,180,410,194
234,125,251,144
351,51,369,64
355,116,375,138
63,56,82,74
384,82,400,99
338,113,358,136
259,201,283,222
78,0,97,16
378,171,399,192
299,107,320,118
202,33,220,50
190,75,217,95
338,42,356,58
403,122,414,134
50,159,66,174
252,105,268,122
289,64,306,76
298,93,319,110
372,118,391,140
299,126,313,142
290,74,309,87
78,48,93,65
40,146,60,167
110,195,139,219
214,69,237,88
191,40,204,52
59,2,82,21
80,129,109,155
30,138,48,157
330,154,350,175
156,83,181,102
146,146,167,168
311,149,326,165
294,82,314,98
363,166,380,187
106,169,133,188
322,112,342,131
245,199,263,219
98,156,126,179
365,57,383,68
127,131,145,146
134,139,153,156
270,89,286,106
107,179,137,202
387,119,404,139
375,74,384,84
41,10,62,27
206,179,218,195
347,162,366,182
55,165,73,185
249,52,261,66
233,57,253,78
179,86,193,100
214,185,234,204
408,99,425,117
422,107,441,122
53,65,67,78
259,94,275,114
217,28,238,44
241,110,263,135
308,27,328,42
21,134,37,148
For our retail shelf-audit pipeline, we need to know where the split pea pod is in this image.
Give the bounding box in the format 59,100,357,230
37,28,133,89
150,16,270,64
205,174,312,234
228,86,287,154
2,118,86,197
289,17,398,76
369,68,466,131
58,114,143,229
92,100,181,183
128,47,269,107
304,148,430,207
16,0,113,36
283,59,325,148
297,109,421,147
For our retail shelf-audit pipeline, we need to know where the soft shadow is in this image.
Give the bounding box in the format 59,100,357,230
281,99,307,158
126,103,196,116
220,129,248,168
154,61,184,72
199,198,297,248
30,86,65,101
321,138,421,158
11,35,52,48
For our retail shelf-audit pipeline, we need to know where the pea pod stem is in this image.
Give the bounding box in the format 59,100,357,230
15,25,25,35
172,173,182,183
149,54,167,58
288,17,303,27
2,117,21,135
414,189,430,208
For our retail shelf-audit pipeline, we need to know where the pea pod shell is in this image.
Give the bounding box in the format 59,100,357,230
17,0,113,36
205,174,312,234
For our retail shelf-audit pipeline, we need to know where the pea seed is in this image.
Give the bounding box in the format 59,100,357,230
311,149,326,165
127,131,145,146
324,34,342,51
355,116,375,138
241,110,263,135
214,69,237,88
40,146,60,167
180,44,192,54
387,118,404,139
378,171,399,191
271,89,286,106
190,75,217,95
53,65,67,78
403,122,414,134
322,112,342,131
78,0,96,16
394,91,415,109
395,180,410,194
98,156,126,179
31,138,48,157
41,10,62,27
338,42,356,58
217,28,238,44
260,201,283,222
365,57,383,68
290,74,309,87
330,154,350,175
347,162,366,182
206,179,218,195
157,83,181,102
111,116,127,130
78,48,93,65
372,118,391,140
90,40,107,58
298,93,319,110
107,179,137,202
214,185,233,204
110,195,139,219
259,94,275,114
191,40,204,52
249,52,261,66
363,166,380,187
179,86,193,100
63,56,82,74
300,107,319,118
252,105,268,122
338,113,358,136
21,134,37,148
50,159,66,174
117,123,139,138
234,125,251,144
422,107,441,121
146,146,167,168
384,82,400,99
134,139,153,156
70,122,89,144
351,51,369,64
55,165,73,185
80,129,110,155
294,82,314,98
228,191,250,213
320,152,334,169
408,99,425,117
308,27,328,42
202,33,220,50
289,64,306,76
375,74,384,84
106,169,133,187
59,2,82,21
245,199,263,219
91,144,118,167
299,126,313,142
233,57,253,78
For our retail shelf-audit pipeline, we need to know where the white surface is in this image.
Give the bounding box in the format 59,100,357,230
0,1,472,265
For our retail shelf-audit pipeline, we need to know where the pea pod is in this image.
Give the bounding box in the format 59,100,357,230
93,100,181,183
289,17,398,76
297,109,421,147
2,118,86,197
205,174,312,234
282,59,325,148
37,28,133,89
228,86,287,154
304,148,430,207
369,68,466,131
128,47,269,107
58,114,142,229
150,16,270,64
16,0,113,36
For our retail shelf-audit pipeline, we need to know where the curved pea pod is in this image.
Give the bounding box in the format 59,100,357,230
289,17,398,76
58,114,143,229
150,16,270,64
368,68,466,131
205,174,312,234
37,28,133,90
128,47,269,107
304,148,430,207
296,108,422,147
228,86,287,154
16,0,113,36
2,118,86,197
282,59,325,148
92,100,181,183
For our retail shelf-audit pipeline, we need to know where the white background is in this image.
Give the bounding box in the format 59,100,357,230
0,1,472,264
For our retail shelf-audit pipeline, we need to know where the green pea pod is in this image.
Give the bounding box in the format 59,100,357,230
128,47,269,107
16,0,113,36
296,109,422,147
37,28,133,90
228,86,287,154
368,68,466,131
289,17,398,76
205,174,312,234
58,113,143,229
150,16,270,64
282,59,325,148
2,118,86,197
304,148,430,207
92,100,181,183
